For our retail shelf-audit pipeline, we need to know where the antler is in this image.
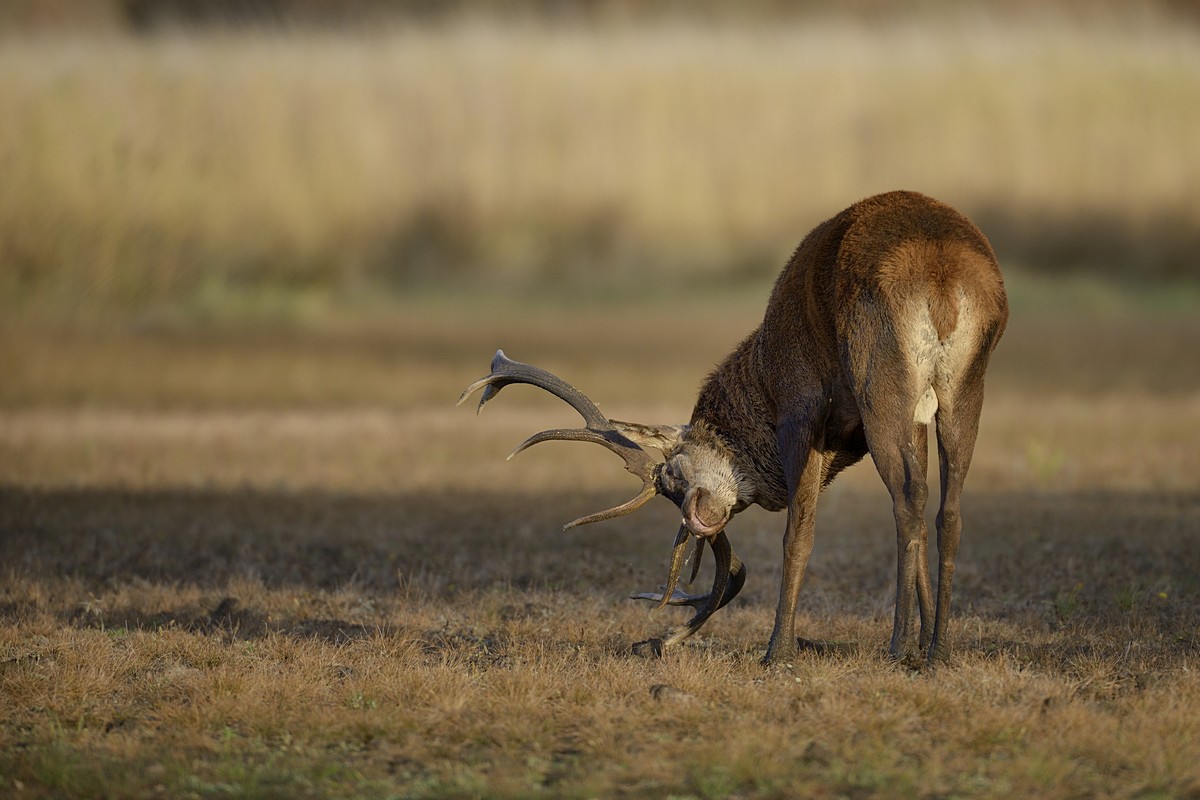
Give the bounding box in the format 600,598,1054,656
631,530,745,612
457,350,661,530
630,529,747,653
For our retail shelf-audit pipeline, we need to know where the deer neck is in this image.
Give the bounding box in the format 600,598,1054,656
689,332,790,512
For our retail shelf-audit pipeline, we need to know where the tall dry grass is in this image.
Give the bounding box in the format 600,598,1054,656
3,20,1200,319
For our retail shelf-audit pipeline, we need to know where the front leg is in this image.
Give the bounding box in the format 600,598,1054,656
763,415,826,666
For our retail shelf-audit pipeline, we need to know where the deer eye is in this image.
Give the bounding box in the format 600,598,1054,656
657,461,675,492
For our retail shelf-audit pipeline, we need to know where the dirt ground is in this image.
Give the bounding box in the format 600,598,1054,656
2,303,1199,798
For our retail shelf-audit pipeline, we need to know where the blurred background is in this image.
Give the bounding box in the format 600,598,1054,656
2,0,1199,324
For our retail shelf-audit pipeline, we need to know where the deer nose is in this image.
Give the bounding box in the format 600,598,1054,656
682,487,729,538
682,515,727,538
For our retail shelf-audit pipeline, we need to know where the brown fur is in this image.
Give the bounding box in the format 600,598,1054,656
463,190,1008,664
685,190,1007,665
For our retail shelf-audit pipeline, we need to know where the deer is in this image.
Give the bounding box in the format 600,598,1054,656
459,191,1008,666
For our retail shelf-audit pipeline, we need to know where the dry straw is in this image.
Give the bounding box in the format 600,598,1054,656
2,20,1199,316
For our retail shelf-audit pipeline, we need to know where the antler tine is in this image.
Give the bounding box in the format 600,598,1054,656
656,524,692,609
508,427,646,469
514,428,661,530
688,536,706,585
630,531,746,652
458,349,613,432
459,350,664,530
563,481,658,531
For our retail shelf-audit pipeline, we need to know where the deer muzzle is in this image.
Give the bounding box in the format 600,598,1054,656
681,486,729,539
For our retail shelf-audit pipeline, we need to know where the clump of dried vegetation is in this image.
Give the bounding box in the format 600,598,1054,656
2,302,1199,798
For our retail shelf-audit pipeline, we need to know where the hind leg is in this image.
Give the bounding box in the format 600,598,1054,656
862,409,931,662
929,387,985,663
913,423,935,652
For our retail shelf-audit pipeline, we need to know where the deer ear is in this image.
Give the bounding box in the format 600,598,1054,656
610,421,686,458
683,486,728,535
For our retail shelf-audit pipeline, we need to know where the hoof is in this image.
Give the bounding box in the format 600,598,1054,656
887,646,921,668
760,645,798,669
926,642,951,666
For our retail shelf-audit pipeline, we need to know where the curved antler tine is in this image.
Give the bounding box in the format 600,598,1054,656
688,536,706,585
706,532,732,611
456,377,499,414
632,531,745,624
457,350,612,431
682,532,746,619
562,480,658,531
683,532,746,616
460,350,666,529
654,525,691,609
664,532,746,647
457,351,514,413
721,542,746,611
508,427,638,464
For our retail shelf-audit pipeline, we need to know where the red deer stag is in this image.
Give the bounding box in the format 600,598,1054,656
459,191,1008,665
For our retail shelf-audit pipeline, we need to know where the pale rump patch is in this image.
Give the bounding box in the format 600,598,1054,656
901,287,980,423
914,386,938,425
930,290,983,415
898,302,943,424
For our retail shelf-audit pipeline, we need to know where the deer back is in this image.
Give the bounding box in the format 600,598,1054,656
691,191,1007,508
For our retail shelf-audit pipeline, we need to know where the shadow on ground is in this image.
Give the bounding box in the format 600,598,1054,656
2,485,1197,652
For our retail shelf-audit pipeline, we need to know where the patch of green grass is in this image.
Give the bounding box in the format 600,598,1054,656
1114,581,1141,614
1024,437,1067,482
1055,582,1085,624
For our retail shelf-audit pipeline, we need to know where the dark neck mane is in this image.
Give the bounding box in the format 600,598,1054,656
689,332,789,512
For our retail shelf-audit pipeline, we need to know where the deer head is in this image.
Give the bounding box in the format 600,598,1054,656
458,349,749,640
457,350,744,539
658,423,746,539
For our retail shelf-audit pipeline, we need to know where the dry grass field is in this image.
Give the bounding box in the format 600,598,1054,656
3,295,1199,799
3,10,1200,799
